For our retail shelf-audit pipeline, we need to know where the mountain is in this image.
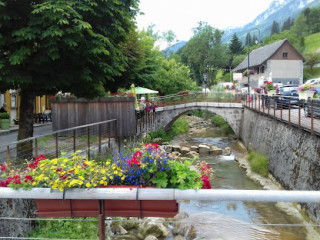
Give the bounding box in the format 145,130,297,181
222,0,320,43
162,41,187,57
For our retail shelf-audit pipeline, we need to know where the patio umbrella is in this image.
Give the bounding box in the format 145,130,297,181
130,84,139,109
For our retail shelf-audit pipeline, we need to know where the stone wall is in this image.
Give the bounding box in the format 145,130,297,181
240,108,320,223
154,102,243,136
0,199,37,238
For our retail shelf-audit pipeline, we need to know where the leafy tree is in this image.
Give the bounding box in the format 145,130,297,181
292,13,308,37
151,58,197,95
229,33,243,55
182,22,228,86
0,0,139,159
281,17,293,32
306,7,320,34
162,30,178,48
270,20,280,35
304,52,320,74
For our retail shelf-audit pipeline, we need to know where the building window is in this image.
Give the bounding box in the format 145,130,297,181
260,66,264,73
11,95,17,108
283,52,288,59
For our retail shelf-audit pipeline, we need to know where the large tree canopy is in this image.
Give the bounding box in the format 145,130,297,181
0,0,139,158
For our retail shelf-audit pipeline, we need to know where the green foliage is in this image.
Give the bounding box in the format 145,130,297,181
304,32,320,54
304,52,320,73
28,218,98,239
171,116,189,135
229,33,243,55
211,115,234,135
0,112,10,119
181,22,228,85
247,151,269,177
149,116,189,142
304,67,320,79
270,20,280,35
281,17,294,32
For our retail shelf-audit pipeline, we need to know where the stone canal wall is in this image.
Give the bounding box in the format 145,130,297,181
240,108,320,223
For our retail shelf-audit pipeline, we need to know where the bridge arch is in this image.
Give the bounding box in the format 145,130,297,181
154,103,243,137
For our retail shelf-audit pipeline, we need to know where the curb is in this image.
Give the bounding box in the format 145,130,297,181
0,123,52,136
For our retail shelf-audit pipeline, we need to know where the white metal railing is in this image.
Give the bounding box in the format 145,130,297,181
1,188,320,203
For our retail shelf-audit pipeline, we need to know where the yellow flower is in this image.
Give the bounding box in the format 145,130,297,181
114,170,118,174
102,177,107,180
86,182,91,187
51,159,58,165
79,176,84,180
110,176,113,180
78,181,83,185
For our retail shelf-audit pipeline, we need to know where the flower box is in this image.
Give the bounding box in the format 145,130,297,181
34,188,179,218
299,90,314,100
267,90,277,96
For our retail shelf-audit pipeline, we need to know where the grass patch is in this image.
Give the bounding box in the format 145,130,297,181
211,115,234,135
304,32,320,54
28,218,98,239
149,116,189,142
247,151,269,177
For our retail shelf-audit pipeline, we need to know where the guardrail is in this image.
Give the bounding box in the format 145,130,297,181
0,119,118,168
245,93,320,136
153,91,242,107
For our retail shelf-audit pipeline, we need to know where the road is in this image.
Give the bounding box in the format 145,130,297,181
0,124,53,147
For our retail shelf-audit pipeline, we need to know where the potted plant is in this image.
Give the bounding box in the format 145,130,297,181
0,112,10,130
0,143,214,218
266,82,277,96
297,84,317,100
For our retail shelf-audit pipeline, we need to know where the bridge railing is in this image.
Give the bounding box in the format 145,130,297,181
153,91,242,107
0,120,118,168
245,93,320,136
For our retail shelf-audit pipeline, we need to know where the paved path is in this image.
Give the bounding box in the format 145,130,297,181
0,124,53,147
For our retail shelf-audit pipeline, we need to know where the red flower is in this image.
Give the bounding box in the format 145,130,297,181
201,175,212,189
24,175,34,183
0,164,5,172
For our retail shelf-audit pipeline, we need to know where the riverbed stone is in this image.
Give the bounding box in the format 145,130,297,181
163,145,173,153
181,147,191,155
173,236,185,240
152,137,164,144
190,146,199,152
225,147,232,155
139,219,169,238
198,144,210,154
210,146,223,156
111,223,128,235
186,151,199,157
172,145,181,152
144,235,158,240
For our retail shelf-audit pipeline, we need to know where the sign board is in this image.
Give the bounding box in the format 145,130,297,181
233,73,242,81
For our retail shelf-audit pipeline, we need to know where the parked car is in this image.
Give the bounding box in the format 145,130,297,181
304,87,320,117
269,86,300,109
304,78,320,85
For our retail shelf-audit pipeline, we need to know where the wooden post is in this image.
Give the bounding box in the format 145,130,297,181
298,101,301,130
98,200,105,240
98,124,101,155
55,133,58,158
6,146,11,168
73,129,76,153
311,100,314,136
108,123,111,149
87,127,90,161
35,138,38,157
288,98,291,126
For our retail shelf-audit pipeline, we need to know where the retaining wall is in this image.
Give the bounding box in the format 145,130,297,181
240,108,320,223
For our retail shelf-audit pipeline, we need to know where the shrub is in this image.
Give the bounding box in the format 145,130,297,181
0,113,10,119
247,151,269,177
171,116,189,135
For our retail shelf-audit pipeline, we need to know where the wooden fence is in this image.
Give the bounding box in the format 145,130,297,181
52,97,136,137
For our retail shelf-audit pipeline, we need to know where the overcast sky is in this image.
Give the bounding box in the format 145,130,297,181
136,0,275,48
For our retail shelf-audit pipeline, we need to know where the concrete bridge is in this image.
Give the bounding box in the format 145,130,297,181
153,102,244,136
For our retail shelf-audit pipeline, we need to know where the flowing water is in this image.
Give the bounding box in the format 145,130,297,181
174,127,317,240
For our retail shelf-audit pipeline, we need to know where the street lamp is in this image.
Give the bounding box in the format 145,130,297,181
247,28,260,93
203,73,207,94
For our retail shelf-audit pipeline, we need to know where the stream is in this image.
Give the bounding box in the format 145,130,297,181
169,122,318,240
